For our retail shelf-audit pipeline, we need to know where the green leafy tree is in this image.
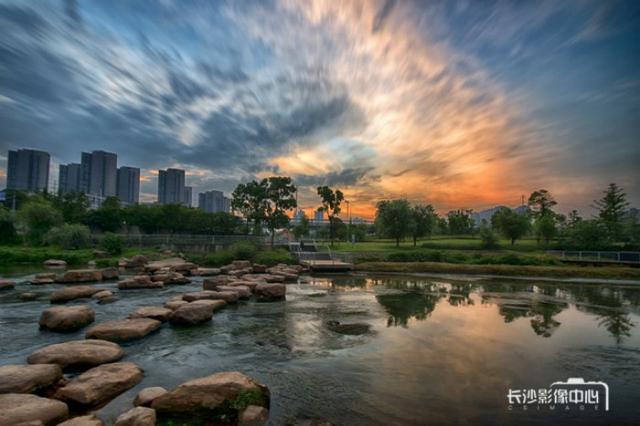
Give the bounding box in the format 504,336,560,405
491,207,530,245
528,189,556,218
447,209,474,235
478,224,500,249
567,209,582,226
565,220,611,250
317,186,344,247
18,199,64,245
293,212,310,240
534,214,556,245
101,232,123,255
375,199,412,247
0,206,18,244
264,177,297,247
85,196,123,232
409,204,436,246
52,192,89,223
1,189,29,211
45,224,92,249
232,180,269,235
594,183,629,241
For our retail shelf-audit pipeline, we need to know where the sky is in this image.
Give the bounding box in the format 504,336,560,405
0,0,638,219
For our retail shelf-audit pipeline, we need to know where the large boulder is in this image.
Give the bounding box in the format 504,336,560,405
152,271,190,285
32,272,57,285
0,279,15,291
241,273,285,283
0,393,68,425
39,305,95,332
117,275,163,290
0,364,63,394
254,283,286,301
92,290,113,300
114,407,156,426
227,281,259,291
54,362,143,408
239,405,269,426
55,269,104,284
134,387,168,407
151,371,269,422
183,290,239,303
44,259,67,268
266,265,299,281
164,299,188,311
101,267,119,280
190,299,226,312
144,258,196,275
251,264,268,273
85,318,162,342
169,303,213,325
202,275,238,290
27,340,124,370
128,306,172,322
58,414,104,426
216,285,252,299
119,255,148,269
50,286,102,303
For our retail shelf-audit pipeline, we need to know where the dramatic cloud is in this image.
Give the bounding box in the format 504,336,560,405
0,0,638,217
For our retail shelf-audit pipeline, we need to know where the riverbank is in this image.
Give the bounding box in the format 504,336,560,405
355,261,640,281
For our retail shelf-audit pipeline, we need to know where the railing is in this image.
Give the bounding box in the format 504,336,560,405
547,250,640,265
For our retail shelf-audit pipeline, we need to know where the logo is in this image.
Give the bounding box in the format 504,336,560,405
507,378,609,412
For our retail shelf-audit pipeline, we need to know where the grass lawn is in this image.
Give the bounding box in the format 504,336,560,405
329,237,545,253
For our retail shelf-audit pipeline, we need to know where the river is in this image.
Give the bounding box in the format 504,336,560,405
1,270,639,425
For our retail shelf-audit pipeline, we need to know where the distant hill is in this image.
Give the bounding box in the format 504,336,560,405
471,205,529,226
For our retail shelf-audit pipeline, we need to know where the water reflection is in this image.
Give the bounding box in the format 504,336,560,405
376,292,444,327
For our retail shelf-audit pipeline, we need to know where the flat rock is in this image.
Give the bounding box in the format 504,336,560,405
50,286,102,303
134,387,168,407
28,340,124,370
128,306,172,322
196,267,220,276
39,305,95,332
119,255,148,269
251,264,268,273
85,318,161,342
216,285,251,299
114,406,156,426
117,276,163,290
151,371,269,420
44,259,67,268
239,405,269,426
92,290,113,299
58,414,105,425
0,393,68,426
227,280,259,291
20,292,39,301
164,300,188,310
183,290,239,303
202,275,237,289
169,303,213,325
0,279,15,291
145,258,196,274
101,267,119,280
326,321,371,335
56,269,103,283
190,299,226,311
241,273,284,283
32,276,56,285
54,362,143,408
254,283,286,301
0,364,63,394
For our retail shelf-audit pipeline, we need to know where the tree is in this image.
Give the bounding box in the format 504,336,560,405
18,199,63,245
567,210,582,226
375,199,412,247
45,224,92,249
52,192,90,223
565,220,611,250
85,196,123,232
317,186,344,247
528,189,556,218
594,183,629,241
264,177,297,247
478,225,500,249
0,206,18,244
293,212,310,240
232,180,268,235
534,214,556,245
409,204,436,246
491,207,530,245
447,209,474,235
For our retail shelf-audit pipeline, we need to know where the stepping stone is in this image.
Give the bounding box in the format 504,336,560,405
114,406,156,426
0,279,15,291
19,292,39,301
39,305,95,332
216,285,251,299
0,393,68,425
117,276,163,289
50,286,102,303
27,340,124,370
54,362,143,408
190,299,226,312
183,290,239,303
58,413,104,425
128,306,172,322
85,318,162,342
0,364,63,393
164,299,188,310
169,303,213,325
255,283,286,301
56,269,104,283
134,386,168,407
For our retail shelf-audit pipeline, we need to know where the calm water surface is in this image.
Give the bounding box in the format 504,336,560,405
1,270,639,425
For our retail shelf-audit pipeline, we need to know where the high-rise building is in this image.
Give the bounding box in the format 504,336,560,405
6,149,50,192
198,190,231,213
58,163,82,194
157,168,185,205
80,150,117,197
116,166,140,205
183,186,192,207
314,210,325,223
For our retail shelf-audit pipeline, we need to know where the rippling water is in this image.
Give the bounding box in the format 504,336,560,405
1,270,639,425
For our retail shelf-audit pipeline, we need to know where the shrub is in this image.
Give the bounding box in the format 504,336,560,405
203,250,235,267
479,226,500,249
230,240,257,260
101,232,123,255
18,200,63,245
253,249,295,266
0,207,18,244
45,224,92,250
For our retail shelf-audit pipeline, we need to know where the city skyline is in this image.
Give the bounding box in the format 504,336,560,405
0,1,638,218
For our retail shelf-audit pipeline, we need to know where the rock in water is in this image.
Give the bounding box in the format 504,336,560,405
0,279,15,291
19,292,39,301
39,305,95,332
216,285,252,299
114,407,156,426
101,267,119,280
190,299,226,312
164,299,188,310
44,259,67,268
134,387,168,407
27,340,124,370
0,364,63,394
55,269,104,283
85,318,162,342
57,413,105,425
152,371,269,422
128,306,173,322
54,362,143,408
254,283,286,301
50,286,102,303
182,290,239,303
169,303,213,325
0,393,68,425
326,321,371,335
117,276,163,289
239,405,269,426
